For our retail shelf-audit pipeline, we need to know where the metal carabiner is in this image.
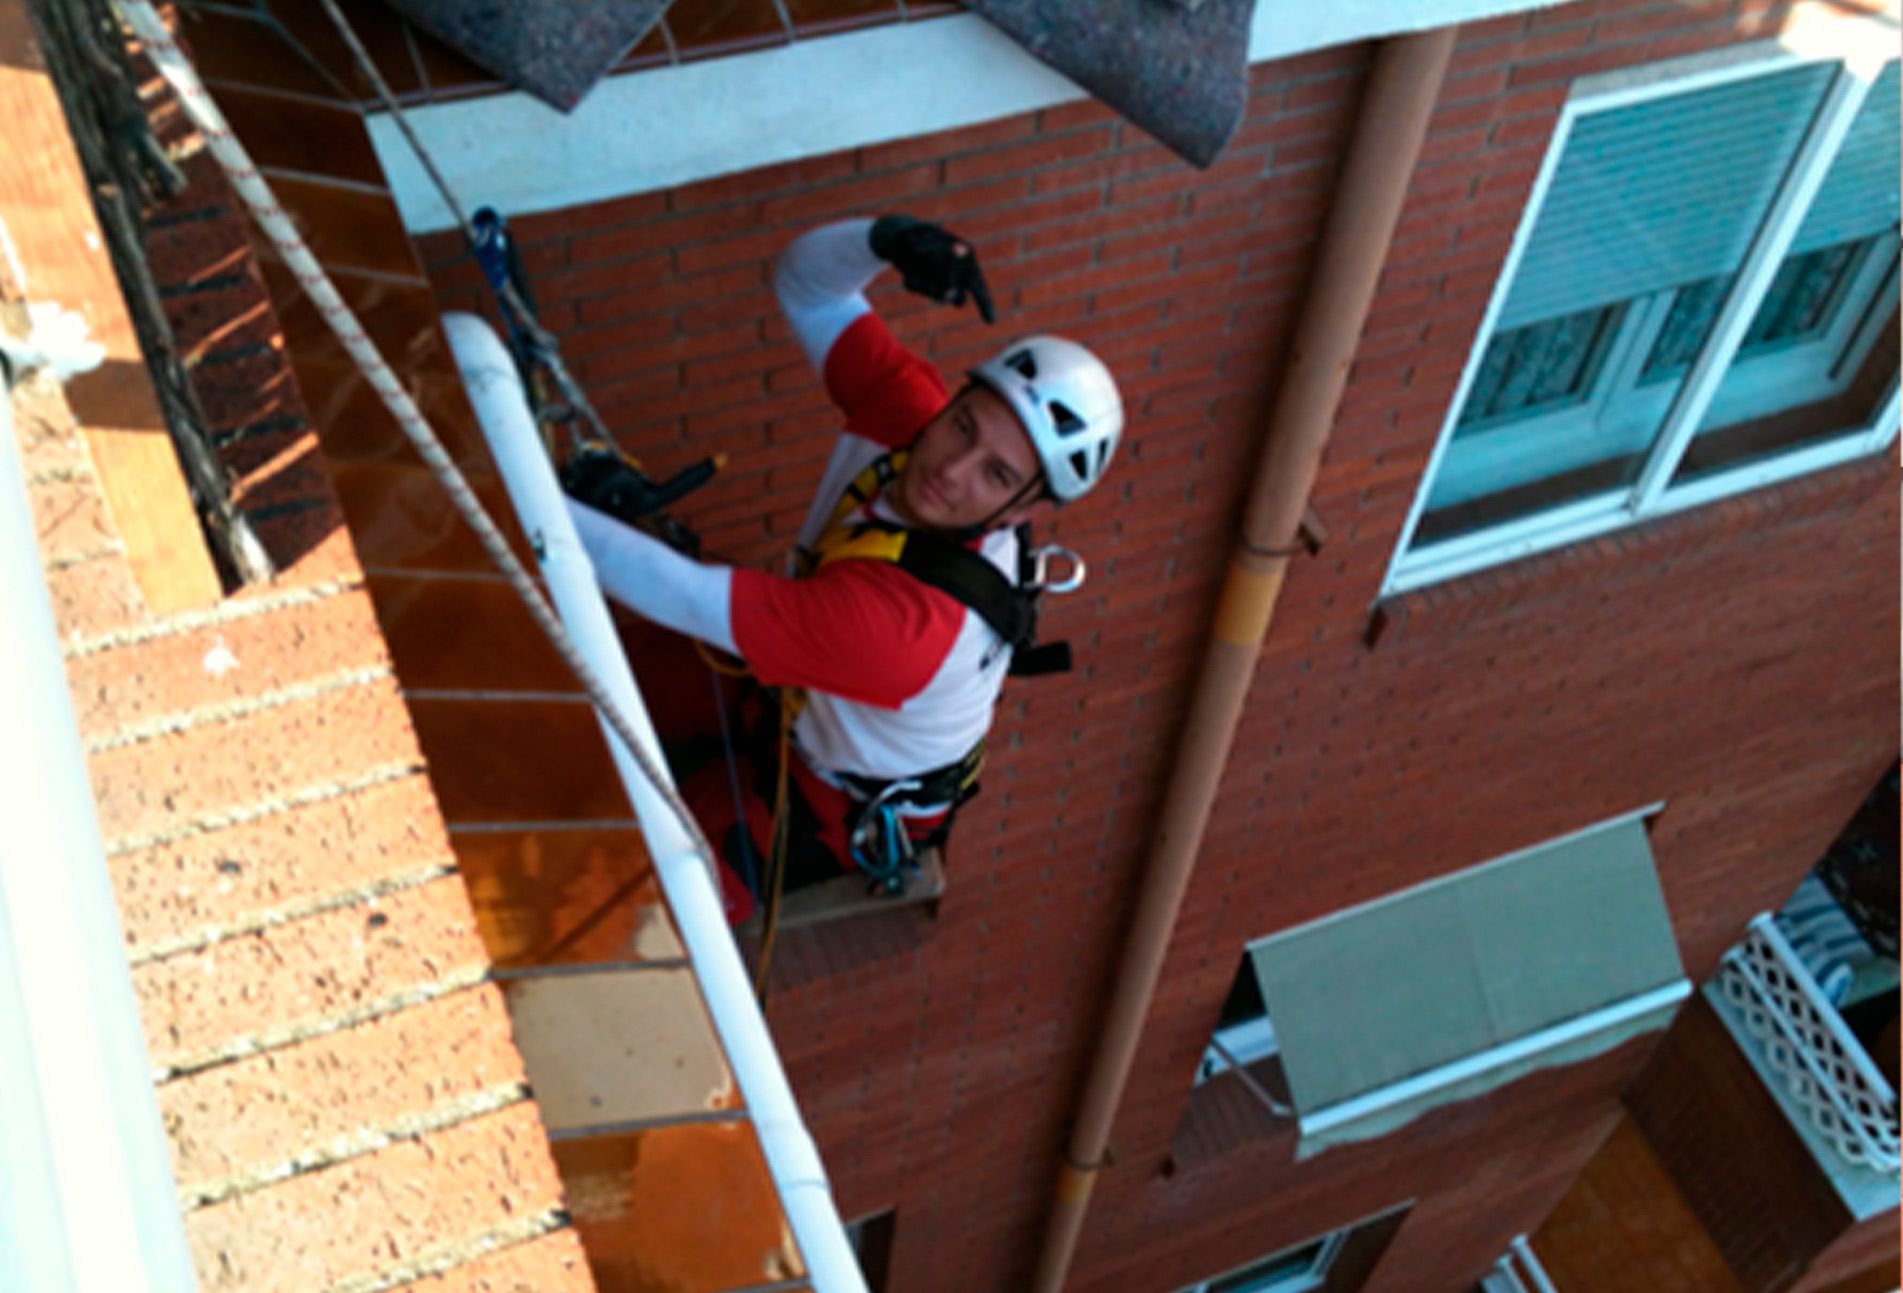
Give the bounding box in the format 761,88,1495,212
1028,544,1087,595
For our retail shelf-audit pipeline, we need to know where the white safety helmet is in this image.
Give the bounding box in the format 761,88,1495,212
970,335,1123,503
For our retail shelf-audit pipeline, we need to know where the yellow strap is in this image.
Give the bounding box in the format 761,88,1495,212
810,523,910,567
824,449,908,533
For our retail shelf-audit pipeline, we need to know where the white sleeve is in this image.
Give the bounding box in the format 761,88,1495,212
567,501,738,654
773,217,883,372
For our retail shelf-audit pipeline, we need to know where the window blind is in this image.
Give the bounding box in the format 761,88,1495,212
1499,62,1837,329
1791,60,1901,254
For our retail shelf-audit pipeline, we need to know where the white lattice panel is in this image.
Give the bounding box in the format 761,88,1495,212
1713,917,1899,1173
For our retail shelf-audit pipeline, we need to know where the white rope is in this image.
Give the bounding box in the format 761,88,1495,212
117,0,716,867
313,0,615,452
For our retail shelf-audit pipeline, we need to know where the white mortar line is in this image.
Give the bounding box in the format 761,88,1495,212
126,860,457,968
84,663,393,754
63,575,365,658
179,1080,530,1209
105,759,424,857
154,962,493,1082
321,1208,572,1293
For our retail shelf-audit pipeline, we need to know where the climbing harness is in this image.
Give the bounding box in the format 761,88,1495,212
848,780,922,897
804,449,1086,677
289,0,1084,992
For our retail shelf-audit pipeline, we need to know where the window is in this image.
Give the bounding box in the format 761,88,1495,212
1388,45,1899,592
1181,1231,1346,1293
844,1208,895,1293
1229,812,1688,1157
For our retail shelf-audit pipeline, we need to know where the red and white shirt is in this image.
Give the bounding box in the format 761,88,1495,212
731,310,1021,788
571,218,1020,801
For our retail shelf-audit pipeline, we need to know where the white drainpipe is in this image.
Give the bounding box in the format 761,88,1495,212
0,358,201,1290
445,313,866,1293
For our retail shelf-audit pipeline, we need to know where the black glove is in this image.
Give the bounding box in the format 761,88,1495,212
561,444,665,520
560,445,705,558
870,215,996,323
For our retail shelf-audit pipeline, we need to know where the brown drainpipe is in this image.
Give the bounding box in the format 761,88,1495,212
1030,27,1458,1293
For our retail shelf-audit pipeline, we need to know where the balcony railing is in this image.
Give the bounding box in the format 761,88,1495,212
1478,1235,1559,1293
1709,914,1899,1174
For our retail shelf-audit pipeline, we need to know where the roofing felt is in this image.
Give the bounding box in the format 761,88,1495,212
964,0,1258,167
379,0,671,111
361,0,1255,165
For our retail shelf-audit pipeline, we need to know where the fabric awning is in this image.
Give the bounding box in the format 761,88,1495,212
1250,813,1689,1156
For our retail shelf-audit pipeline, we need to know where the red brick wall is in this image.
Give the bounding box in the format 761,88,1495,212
418,2,1898,1289
20,21,597,1289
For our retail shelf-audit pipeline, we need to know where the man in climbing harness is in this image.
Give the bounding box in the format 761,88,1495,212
565,214,1123,924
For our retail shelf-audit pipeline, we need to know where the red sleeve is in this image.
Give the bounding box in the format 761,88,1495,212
822,313,950,450
729,560,965,708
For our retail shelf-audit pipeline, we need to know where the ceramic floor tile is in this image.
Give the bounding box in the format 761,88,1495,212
504,967,737,1130
367,572,577,692
553,1122,803,1292
329,460,529,571
407,696,630,823
217,85,385,185
783,0,903,38
261,256,455,386
267,0,427,101
287,354,492,467
455,826,678,968
666,0,790,61
177,7,355,103
262,175,425,280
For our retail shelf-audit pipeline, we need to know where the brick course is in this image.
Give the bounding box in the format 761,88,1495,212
404,1,1896,1289
10,22,595,1291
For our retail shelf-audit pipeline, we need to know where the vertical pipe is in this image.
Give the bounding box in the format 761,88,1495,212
0,370,201,1291
1030,28,1457,1292
446,315,869,1293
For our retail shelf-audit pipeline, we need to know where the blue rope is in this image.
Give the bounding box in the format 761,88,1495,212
708,669,760,901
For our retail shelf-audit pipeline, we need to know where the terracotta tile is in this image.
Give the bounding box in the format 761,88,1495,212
260,256,454,382
611,22,674,73
329,460,529,571
267,0,426,101
284,354,491,467
553,1123,803,1291
261,175,422,280
667,0,791,62
174,8,354,104
216,85,384,185
406,697,630,823
784,0,904,39
455,827,679,968
367,572,574,692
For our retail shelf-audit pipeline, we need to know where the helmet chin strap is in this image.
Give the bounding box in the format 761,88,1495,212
955,472,1047,543
900,413,1049,542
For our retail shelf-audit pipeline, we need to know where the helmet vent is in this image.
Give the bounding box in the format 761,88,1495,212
1048,400,1084,437
1069,448,1091,480
1006,349,1038,379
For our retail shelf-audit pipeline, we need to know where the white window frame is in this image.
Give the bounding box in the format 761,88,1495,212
1179,1229,1348,1293
1384,37,1900,596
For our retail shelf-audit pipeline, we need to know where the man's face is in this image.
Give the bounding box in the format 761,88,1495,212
891,385,1043,532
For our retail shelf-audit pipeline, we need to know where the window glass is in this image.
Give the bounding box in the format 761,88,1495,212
1671,60,1901,484
1416,62,1837,546
1204,1239,1329,1293
1460,304,1625,427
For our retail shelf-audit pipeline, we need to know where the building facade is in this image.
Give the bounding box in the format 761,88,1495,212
9,0,1897,1289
